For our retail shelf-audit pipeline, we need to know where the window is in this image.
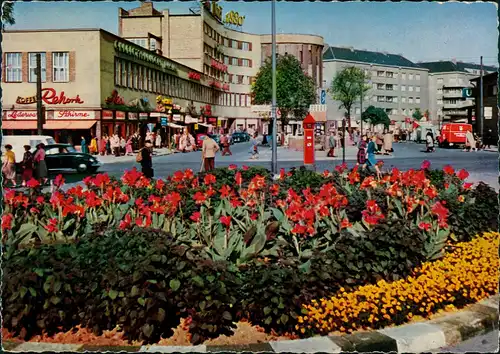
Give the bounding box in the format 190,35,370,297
28,52,47,82
377,96,385,102
393,97,398,103
437,78,443,84
148,69,153,91
401,97,406,103
224,56,229,65
437,98,443,105
401,73,406,80
127,62,132,87
237,75,244,84
149,38,156,51
409,74,414,80
377,71,385,77
437,88,443,94
231,57,238,66
408,86,413,92
386,71,393,78
416,86,420,92
231,40,238,49
129,38,147,48
53,52,69,82
224,38,229,47
122,60,127,86
377,83,385,90
242,42,250,51
372,96,377,102
241,59,250,67
386,96,393,102
409,97,413,103
416,74,420,81
5,53,22,82
372,83,377,89
114,58,121,86
386,84,393,91
416,97,421,104
392,108,398,115
401,85,406,92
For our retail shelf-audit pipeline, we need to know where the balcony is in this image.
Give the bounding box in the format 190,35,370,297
443,91,463,98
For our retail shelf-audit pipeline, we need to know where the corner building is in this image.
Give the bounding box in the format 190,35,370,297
118,2,324,133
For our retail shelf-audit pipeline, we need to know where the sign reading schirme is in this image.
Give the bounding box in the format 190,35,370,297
16,88,84,105
114,41,176,72
54,110,96,120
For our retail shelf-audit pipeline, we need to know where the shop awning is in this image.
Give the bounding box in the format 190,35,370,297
2,120,96,130
310,111,327,122
167,122,184,129
198,123,212,128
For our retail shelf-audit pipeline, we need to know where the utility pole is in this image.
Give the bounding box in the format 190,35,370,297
360,85,363,136
342,117,346,164
271,0,277,174
36,53,44,135
479,56,484,138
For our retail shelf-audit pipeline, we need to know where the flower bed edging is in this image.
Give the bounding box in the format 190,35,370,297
4,294,498,353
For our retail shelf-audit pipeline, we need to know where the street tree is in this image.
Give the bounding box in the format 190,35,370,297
413,108,423,121
361,105,390,129
329,66,370,131
252,54,316,132
1,2,15,31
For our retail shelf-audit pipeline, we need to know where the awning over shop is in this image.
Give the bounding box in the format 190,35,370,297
198,123,212,128
310,111,327,122
2,120,96,130
167,122,184,129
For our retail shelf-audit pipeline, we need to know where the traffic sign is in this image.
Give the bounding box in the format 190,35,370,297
462,88,472,98
320,89,326,104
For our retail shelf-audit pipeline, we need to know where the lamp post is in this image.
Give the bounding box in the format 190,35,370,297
342,117,346,164
271,0,278,175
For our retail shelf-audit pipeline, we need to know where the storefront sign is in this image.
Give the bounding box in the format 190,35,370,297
211,59,228,73
185,116,198,124
188,72,201,81
208,117,217,124
161,117,168,127
4,110,37,120
139,113,149,120
194,124,199,130
128,112,138,120
105,90,125,105
54,110,96,120
16,88,84,105
114,41,176,72
485,107,493,120
173,114,182,122
224,11,245,26
116,111,126,120
102,110,114,119
206,1,223,21
149,112,161,117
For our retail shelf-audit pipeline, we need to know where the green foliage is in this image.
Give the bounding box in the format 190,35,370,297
329,66,370,128
252,54,316,127
412,108,423,121
361,105,391,128
1,2,15,30
278,167,328,193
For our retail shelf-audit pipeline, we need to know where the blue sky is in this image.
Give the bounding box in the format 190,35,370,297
8,1,498,66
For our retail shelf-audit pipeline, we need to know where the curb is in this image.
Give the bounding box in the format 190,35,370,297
98,150,173,165
4,294,498,353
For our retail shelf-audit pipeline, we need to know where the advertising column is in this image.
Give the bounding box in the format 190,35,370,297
303,114,316,168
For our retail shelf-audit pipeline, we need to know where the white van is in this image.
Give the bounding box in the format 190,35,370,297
2,135,56,163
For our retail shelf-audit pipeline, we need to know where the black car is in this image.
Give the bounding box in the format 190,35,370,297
231,132,250,143
44,144,103,173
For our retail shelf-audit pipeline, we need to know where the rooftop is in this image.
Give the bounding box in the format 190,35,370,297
323,46,420,69
418,61,497,73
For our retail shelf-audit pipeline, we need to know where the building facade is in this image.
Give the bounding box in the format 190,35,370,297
322,46,429,126
118,1,324,133
2,29,222,143
418,61,497,125
470,71,498,145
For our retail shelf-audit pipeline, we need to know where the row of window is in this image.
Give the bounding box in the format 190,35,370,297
114,58,254,108
374,83,421,92
201,64,254,86
203,45,253,67
354,107,421,115
375,71,422,81
375,96,421,104
4,52,70,83
127,38,157,51
203,22,252,51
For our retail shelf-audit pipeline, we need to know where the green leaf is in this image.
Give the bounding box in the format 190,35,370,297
50,296,61,305
271,207,284,222
19,286,27,298
280,314,289,324
263,306,272,315
108,289,118,300
192,276,204,287
130,285,140,297
142,323,154,338
28,287,37,297
138,297,146,306
157,308,166,322
169,279,181,291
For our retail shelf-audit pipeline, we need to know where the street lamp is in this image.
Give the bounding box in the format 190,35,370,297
271,0,278,175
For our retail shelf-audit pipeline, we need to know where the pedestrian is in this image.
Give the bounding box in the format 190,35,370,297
89,136,98,155
327,132,337,157
155,132,162,149
81,136,88,154
136,140,154,178
2,144,17,187
426,130,435,153
202,134,219,172
221,132,232,156
250,132,259,159
21,145,34,186
366,135,381,179
120,136,126,156
34,143,48,185
126,136,134,156
376,132,383,152
100,135,107,156
353,129,360,147
357,135,367,167
111,134,121,157
179,129,195,153
464,131,476,152
383,131,394,155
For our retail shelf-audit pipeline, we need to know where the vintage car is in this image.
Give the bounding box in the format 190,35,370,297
44,144,103,173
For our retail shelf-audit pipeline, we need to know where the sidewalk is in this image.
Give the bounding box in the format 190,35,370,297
97,148,174,165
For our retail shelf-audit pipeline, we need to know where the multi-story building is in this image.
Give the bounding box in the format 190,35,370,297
118,1,324,133
417,61,497,125
1,28,222,143
470,71,498,145
322,46,429,126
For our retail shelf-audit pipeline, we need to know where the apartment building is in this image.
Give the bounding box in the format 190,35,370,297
470,71,498,144
118,1,324,132
418,61,497,124
322,46,429,125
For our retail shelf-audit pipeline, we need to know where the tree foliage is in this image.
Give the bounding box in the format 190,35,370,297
361,105,390,128
413,108,423,121
1,2,15,30
329,66,370,131
252,54,316,128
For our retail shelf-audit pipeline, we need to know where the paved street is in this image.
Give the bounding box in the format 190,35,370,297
438,330,499,352
53,141,499,189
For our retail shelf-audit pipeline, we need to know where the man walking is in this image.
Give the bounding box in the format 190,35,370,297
202,134,219,172
327,132,336,157
137,140,154,178
111,133,121,157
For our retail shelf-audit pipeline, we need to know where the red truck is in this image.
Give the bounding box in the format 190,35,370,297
438,123,472,148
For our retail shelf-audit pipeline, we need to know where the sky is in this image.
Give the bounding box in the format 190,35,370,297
7,1,499,66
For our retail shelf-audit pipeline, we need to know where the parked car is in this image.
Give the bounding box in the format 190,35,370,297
231,132,251,143
2,135,56,163
44,144,103,173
